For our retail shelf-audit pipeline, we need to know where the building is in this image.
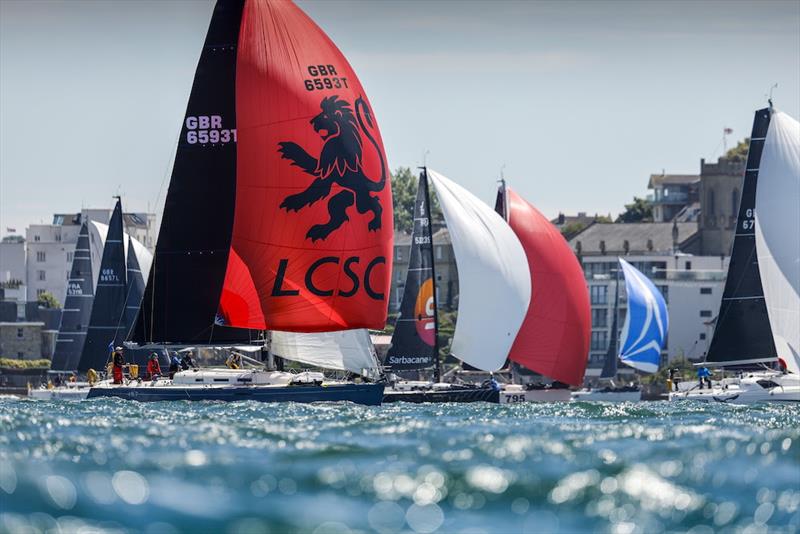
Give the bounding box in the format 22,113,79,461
646,173,700,223
698,155,746,256
0,322,47,360
0,235,26,285
390,227,459,313
550,212,608,239
25,209,155,302
569,222,727,378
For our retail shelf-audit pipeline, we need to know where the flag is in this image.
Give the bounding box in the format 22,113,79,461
723,127,733,135
6,227,15,233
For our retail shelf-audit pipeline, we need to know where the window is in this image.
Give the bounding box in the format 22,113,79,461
657,285,669,304
591,331,608,351
700,310,712,318
37,270,46,281
699,333,706,340
395,248,403,261
731,188,740,215
34,235,40,242
67,252,74,263
17,328,23,338
591,308,607,328
66,271,70,281
590,285,608,305
685,261,692,270
708,190,716,215
700,287,712,295
36,251,46,262
436,246,443,260
17,352,24,359
36,289,46,297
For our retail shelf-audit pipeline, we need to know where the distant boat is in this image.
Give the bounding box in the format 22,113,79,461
672,105,799,403
382,169,500,403
92,0,392,405
573,258,668,402
493,180,591,403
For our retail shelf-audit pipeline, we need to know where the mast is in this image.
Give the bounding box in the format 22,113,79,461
425,168,443,383
599,269,620,379
704,108,777,367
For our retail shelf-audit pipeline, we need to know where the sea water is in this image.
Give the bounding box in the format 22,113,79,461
1,399,798,533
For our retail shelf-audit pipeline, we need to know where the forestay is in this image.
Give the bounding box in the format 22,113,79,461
427,169,531,371
271,329,379,376
618,258,668,373
755,111,800,375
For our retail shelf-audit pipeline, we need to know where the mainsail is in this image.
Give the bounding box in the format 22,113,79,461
618,258,668,373
51,222,94,371
497,185,591,386
78,199,127,372
754,110,800,374
705,108,777,366
385,170,440,375
428,169,531,371
132,0,392,344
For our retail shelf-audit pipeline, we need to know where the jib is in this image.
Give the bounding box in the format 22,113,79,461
272,256,385,300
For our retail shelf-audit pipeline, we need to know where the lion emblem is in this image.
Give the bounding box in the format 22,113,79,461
278,95,386,241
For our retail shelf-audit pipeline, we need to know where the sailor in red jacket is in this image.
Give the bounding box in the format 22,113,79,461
146,353,162,380
112,347,125,384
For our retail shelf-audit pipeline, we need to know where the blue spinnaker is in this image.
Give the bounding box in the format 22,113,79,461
618,258,668,373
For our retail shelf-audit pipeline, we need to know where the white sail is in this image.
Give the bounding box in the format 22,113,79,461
755,111,800,375
427,169,531,371
270,329,380,376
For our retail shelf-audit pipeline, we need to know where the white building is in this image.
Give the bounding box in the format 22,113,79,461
25,209,156,303
0,236,26,285
570,222,727,379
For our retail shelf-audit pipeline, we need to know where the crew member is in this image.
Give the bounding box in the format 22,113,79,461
226,352,242,369
146,352,162,380
112,347,125,384
697,366,711,390
168,353,181,379
180,351,198,371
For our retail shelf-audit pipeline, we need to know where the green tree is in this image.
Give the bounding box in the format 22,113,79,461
616,197,653,223
725,138,749,162
37,291,61,309
391,166,442,234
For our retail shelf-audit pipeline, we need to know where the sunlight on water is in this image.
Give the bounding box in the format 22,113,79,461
1,399,798,533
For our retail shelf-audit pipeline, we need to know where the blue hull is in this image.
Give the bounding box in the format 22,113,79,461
86,383,385,406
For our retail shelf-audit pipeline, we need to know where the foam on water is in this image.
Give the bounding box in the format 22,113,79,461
1,399,798,533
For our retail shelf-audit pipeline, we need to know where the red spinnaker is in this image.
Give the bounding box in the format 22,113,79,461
506,188,590,386
226,0,393,332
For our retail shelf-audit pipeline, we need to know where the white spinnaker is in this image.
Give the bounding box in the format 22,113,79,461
427,169,531,371
755,111,800,375
270,329,380,376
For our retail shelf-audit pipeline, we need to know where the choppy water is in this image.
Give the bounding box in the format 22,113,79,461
1,399,798,534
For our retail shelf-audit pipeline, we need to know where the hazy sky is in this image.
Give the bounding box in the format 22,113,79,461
1,0,798,237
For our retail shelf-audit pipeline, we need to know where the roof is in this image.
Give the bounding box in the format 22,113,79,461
648,174,700,189
568,222,698,255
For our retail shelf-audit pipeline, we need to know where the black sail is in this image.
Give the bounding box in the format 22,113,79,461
386,170,440,376
600,274,620,379
705,107,777,366
51,222,95,371
78,200,128,372
129,0,258,345
123,236,145,339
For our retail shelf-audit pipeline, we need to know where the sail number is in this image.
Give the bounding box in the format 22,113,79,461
185,115,236,145
304,65,348,92
742,208,755,231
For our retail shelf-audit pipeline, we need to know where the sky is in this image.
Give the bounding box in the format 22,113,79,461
1,0,798,237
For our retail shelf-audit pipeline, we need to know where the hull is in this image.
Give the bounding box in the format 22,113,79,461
87,382,385,405
383,386,499,403
571,389,642,402
669,372,800,404
500,386,572,403
29,386,91,401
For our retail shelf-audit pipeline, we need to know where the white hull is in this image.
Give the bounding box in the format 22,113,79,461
571,389,642,402
669,372,800,404
29,386,91,401
499,385,572,403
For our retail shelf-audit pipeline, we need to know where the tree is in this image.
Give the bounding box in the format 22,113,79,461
37,291,61,309
616,197,653,223
391,166,442,234
725,138,749,162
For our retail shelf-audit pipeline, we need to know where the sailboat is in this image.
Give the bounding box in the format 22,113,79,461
382,169,501,403
671,105,799,403
492,180,591,403
573,258,667,402
89,0,392,405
